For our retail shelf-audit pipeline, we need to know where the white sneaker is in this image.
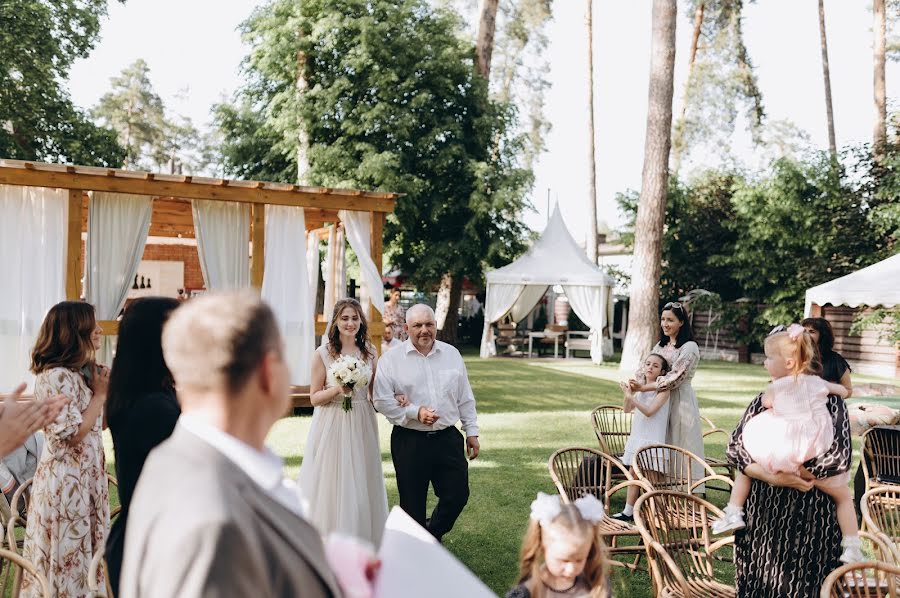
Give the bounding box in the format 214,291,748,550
840,538,866,564
711,508,745,535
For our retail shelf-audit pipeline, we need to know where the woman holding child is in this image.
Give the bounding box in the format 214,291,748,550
627,302,705,474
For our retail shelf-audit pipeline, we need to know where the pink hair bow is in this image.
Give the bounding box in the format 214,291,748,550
787,323,805,340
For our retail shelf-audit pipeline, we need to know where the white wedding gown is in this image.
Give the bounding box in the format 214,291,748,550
298,345,389,545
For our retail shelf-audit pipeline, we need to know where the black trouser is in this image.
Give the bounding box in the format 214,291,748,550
391,426,469,541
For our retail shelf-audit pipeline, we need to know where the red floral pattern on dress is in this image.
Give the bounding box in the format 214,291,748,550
21,367,109,598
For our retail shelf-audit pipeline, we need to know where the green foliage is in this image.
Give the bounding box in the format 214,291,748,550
213,98,295,183
726,154,885,325
226,0,533,289
675,0,764,168
0,0,125,165
851,307,900,346
617,169,743,301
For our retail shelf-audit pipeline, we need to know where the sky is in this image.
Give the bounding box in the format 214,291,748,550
68,1,900,248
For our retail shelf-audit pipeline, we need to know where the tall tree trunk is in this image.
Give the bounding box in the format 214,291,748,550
818,0,837,157
436,274,463,345
296,47,310,183
874,0,887,157
670,1,704,176
620,0,677,374
586,0,598,264
475,0,500,78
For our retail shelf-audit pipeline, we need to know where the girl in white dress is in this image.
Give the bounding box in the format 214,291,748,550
611,353,671,522
298,299,389,545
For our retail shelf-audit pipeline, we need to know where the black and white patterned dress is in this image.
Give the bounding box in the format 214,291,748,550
727,394,851,598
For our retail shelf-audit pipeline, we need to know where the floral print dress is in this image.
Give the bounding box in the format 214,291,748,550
22,367,109,598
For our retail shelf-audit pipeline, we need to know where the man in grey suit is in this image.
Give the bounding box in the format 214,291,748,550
120,291,343,598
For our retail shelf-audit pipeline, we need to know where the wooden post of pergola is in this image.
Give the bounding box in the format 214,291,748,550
0,159,397,348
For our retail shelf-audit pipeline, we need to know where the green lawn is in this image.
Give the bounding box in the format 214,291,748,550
102,354,898,597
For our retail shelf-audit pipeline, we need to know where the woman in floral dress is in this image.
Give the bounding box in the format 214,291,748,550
22,301,110,598
383,289,407,341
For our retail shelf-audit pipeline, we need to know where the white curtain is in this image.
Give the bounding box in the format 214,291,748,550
339,210,385,315
563,284,608,364
192,199,250,290
261,205,312,385
86,191,153,364
307,231,320,312
510,285,549,323
479,283,525,358
322,224,346,321
0,186,68,390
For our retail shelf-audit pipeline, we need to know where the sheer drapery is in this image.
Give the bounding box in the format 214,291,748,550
191,199,250,290
261,205,312,385
322,224,346,321
563,284,608,363
0,186,68,389
86,191,153,364
338,210,385,316
307,231,320,311
479,283,525,358
510,285,549,323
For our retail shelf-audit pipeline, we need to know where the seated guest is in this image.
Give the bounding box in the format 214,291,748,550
120,291,346,598
0,386,67,460
0,431,43,505
105,297,182,595
381,323,402,354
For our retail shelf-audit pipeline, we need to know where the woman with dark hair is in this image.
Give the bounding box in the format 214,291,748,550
298,298,388,544
628,301,706,485
104,297,181,594
22,301,109,598
800,317,852,396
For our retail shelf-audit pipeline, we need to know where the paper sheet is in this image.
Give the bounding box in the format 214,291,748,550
374,507,497,598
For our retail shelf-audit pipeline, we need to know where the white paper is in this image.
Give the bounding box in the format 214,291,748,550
374,507,496,598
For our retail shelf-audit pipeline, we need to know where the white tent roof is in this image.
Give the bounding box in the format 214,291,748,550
804,251,900,315
486,205,615,287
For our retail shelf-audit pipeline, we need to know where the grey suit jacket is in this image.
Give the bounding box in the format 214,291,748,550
119,426,342,598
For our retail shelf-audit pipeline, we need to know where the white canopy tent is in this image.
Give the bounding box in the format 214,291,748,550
804,252,900,316
480,205,616,363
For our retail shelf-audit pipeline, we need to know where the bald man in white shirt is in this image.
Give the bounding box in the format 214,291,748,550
373,304,480,543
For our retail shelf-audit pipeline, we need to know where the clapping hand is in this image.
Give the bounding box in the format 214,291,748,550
0,383,68,457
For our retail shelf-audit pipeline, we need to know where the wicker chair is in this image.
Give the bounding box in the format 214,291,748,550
108,475,122,521
88,548,113,598
861,427,900,494
633,444,734,499
548,447,650,570
633,490,735,597
590,406,632,496
819,561,900,598
861,487,900,562
700,415,735,480
858,530,899,564
0,547,50,597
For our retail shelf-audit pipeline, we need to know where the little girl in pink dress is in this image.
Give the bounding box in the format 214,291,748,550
712,324,862,563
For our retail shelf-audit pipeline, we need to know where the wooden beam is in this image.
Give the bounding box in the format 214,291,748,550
98,320,119,335
0,164,397,212
66,189,83,300
251,204,265,289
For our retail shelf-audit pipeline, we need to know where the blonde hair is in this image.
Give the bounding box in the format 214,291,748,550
161,290,282,395
764,329,820,376
516,503,610,598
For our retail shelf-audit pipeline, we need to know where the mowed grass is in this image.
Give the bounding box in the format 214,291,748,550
102,354,898,597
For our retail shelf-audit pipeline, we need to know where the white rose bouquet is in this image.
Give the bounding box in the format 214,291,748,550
328,355,372,412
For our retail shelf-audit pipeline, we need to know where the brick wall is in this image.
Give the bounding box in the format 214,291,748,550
79,241,205,291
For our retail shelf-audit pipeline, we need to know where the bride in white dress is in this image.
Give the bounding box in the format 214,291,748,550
298,298,389,545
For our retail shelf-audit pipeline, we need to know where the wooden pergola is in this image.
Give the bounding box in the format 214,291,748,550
0,159,398,347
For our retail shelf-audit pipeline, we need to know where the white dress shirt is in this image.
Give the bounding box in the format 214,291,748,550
373,339,479,437
381,337,402,354
178,413,304,517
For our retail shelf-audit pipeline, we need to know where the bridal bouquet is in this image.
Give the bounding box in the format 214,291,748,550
329,355,372,412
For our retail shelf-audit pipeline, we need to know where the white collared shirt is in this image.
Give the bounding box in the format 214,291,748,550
178,413,304,517
373,339,479,437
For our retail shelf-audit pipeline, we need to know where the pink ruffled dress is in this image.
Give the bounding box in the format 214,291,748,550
743,374,842,483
